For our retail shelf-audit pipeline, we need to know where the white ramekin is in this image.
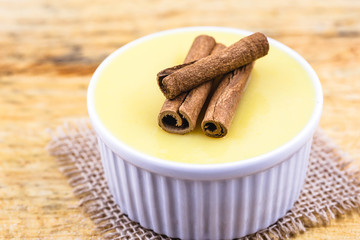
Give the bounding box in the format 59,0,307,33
87,27,323,239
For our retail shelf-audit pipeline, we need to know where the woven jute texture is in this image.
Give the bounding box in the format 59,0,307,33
47,121,360,240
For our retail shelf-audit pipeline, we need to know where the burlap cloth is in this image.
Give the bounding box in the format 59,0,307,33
47,121,360,240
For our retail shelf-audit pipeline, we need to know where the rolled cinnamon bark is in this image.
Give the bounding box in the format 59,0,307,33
178,43,226,133
158,35,216,134
157,32,269,99
201,62,254,138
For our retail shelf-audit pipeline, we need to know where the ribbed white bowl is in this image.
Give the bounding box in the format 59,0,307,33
98,138,312,239
88,27,323,239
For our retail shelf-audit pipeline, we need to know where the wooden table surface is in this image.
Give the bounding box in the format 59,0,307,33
1,0,359,239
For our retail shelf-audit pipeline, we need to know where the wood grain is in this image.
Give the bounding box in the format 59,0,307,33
0,0,359,238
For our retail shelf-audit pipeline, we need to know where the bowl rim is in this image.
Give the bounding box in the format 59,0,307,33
87,26,323,180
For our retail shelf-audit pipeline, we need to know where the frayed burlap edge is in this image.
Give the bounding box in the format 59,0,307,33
47,119,360,240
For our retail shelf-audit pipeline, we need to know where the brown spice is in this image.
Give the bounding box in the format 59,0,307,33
201,62,254,138
157,32,269,99
178,43,227,132
158,35,216,134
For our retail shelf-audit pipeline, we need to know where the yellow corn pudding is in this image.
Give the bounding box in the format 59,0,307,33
93,30,316,164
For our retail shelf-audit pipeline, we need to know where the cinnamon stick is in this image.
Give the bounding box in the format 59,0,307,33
177,43,227,133
201,62,254,138
157,32,269,99
158,35,216,134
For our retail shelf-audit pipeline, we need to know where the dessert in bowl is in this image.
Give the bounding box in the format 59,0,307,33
87,27,322,239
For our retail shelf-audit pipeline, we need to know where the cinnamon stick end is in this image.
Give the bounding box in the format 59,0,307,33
201,120,227,138
158,111,192,134
252,32,270,56
157,61,196,99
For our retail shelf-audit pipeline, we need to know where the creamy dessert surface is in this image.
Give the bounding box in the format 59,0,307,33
94,30,316,164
